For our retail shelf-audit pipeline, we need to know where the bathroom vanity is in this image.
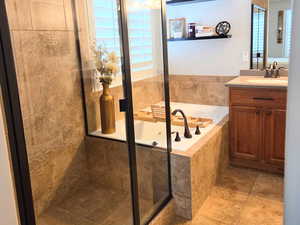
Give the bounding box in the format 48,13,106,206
226,76,288,174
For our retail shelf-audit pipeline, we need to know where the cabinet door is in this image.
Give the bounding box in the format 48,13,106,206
231,106,261,161
263,109,286,168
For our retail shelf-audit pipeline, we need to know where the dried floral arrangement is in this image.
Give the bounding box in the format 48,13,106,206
92,44,119,85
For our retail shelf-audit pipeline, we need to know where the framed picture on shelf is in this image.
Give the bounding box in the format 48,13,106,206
169,18,186,39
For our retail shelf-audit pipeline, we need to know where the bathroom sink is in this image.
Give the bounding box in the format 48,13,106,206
247,79,288,84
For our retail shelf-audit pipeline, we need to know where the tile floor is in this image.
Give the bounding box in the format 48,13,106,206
37,166,284,225
168,166,284,225
37,185,153,225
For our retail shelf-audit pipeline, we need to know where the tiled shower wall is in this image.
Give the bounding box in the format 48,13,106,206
4,0,166,217
5,0,88,216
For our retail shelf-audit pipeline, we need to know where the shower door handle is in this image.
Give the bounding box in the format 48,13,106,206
119,98,129,112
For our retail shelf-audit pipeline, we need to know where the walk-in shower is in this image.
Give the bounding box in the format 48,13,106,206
0,0,172,225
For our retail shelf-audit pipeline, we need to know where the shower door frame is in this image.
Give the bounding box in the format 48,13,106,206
0,0,172,224
116,0,173,224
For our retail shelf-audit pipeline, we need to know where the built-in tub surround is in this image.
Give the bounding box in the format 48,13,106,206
90,102,229,219
169,75,236,106
91,102,228,150
171,116,229,219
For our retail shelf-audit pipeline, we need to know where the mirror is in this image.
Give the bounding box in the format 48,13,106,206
251,0,292,70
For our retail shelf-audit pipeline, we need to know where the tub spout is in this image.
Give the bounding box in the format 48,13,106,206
171,109,192,139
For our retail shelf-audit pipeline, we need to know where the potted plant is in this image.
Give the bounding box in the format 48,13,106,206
93,45,119,134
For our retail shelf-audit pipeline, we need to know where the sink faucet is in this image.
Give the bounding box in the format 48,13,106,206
265,61,282,78
171,109,192,139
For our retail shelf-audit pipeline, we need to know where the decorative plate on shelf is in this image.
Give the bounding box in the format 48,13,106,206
215,21,231,36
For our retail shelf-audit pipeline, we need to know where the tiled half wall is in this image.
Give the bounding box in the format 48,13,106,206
171,119,229,219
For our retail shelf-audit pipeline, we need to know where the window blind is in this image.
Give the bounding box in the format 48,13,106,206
285,9,292,58
251,6,266,69
92,0,154,78
252,9,265,58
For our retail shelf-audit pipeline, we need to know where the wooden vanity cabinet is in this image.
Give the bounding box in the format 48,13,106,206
263,109,286,168
229,87,287,174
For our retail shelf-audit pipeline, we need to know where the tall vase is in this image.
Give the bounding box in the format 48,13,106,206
100,83,116,134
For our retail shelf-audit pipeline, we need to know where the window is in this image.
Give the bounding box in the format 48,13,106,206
284,9,292,58
252,8,265,57
92,0,154,83
252,6,266,69
92,0,121,73
127,7,154,79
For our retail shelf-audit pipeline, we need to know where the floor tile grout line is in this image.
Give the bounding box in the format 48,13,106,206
200,214,228,225
232,190,251,225
230,170,260,225
248,172,260,197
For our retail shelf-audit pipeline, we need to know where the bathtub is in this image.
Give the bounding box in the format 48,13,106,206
91,102,229,151
90,102,230,219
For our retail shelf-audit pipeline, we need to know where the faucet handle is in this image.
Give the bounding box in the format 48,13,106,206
195,125,201,135
172,131,181,142
175,132,181,142
272,61,278,69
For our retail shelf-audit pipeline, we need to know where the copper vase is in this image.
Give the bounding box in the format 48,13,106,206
100,83,116,134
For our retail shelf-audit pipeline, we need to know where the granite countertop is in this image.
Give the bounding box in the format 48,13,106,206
225,76,288,89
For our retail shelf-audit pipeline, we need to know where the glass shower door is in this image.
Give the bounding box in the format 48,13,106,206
120,0,172,224
80,0,172,223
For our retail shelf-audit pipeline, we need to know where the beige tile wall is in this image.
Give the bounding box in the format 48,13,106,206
5,0,89,216
170,75,236,106
171,119,229,219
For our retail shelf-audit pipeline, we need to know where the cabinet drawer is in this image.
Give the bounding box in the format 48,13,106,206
230,87,287,108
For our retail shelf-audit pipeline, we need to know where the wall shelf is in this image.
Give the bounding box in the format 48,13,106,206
166,0,216,6
168,35,232,42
